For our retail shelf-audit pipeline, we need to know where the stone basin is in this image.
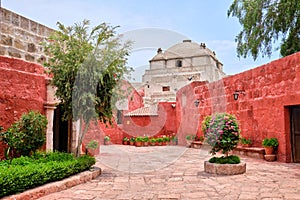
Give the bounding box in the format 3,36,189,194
204,161,246,175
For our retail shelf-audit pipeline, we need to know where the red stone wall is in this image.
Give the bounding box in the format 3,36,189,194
177,52,300,162
0,56,47,159
122,102,177,138
83,81,145,146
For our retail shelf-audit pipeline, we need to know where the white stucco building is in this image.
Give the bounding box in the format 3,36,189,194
142,40,225,105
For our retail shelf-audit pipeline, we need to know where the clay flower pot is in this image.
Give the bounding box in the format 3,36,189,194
264,147,274,155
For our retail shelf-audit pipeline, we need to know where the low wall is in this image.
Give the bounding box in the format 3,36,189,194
0,56,47,158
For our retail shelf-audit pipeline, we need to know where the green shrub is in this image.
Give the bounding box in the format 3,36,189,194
86,140,99,149
0,111,48,158
201,115,212,134
0,152,95,198
135,137,143,142
262,137,279,147
142,136,149,142
241,137,252,145
185,134,196,140
209,155,241,164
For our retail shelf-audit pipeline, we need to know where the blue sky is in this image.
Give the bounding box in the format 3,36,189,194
2,0,280,81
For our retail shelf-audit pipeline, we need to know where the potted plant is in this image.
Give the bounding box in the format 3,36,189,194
135,137,143,147
262,137,279,155
171,136,178,145
143,136,149,146
104,136,110,145
123,137,129,145
85,140,99,156
203,113,246,175
162,135,170,146
240,137,252,147
185,134,195,147
150,138,156,146
129,137,135,146
156,137,163,146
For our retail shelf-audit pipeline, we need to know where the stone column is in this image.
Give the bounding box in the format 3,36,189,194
44,104,56,151
44,78,59,151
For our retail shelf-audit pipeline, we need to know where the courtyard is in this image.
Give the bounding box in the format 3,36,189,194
36,145,300,200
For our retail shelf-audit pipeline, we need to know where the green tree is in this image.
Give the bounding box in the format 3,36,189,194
228,0,300,60
43,20,131,156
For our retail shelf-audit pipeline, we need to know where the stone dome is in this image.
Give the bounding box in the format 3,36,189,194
151,40,217,61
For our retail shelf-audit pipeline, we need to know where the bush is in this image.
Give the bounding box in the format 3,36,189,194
241,137,252,145
185,134,196,140
203,113,240,156
0,111,48,158
0,152,95,198
262,137,279,147
209,155,240,164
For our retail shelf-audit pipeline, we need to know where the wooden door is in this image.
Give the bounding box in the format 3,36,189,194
53,105,70,152
291,107,300,162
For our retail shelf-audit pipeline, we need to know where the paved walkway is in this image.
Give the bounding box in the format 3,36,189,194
39,145,300,200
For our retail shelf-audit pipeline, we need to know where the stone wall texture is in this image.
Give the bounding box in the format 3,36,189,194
0,56,47,159
0,8,54,63
176,52,300,162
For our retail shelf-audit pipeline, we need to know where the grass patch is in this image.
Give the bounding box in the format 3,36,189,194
0,152,95,198
208,155,240,164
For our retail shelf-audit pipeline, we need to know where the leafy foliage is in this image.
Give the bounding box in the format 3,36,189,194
262,137,279,147
209,155,240,164
203,113,240,156
0,152,95,198
240,137,252,145
43,20,131,123
0,111,47,158
202,115,212,134
86,140,99,149
228,0,300,59
42,20,132,156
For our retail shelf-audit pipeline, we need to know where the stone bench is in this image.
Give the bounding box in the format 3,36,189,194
232,146,265,159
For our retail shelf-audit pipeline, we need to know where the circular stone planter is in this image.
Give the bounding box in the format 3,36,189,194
204,161,246,175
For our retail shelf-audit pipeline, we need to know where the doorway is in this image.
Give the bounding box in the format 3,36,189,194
291,106,300,162
53,105,71,152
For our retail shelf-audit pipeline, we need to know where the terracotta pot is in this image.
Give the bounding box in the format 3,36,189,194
144,142,149,146
264,147,274,155
130,141,135,146
135,141,142,147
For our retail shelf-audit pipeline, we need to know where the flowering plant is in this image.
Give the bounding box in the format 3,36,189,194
202,113,240,156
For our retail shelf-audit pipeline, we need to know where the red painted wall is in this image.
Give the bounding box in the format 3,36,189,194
177,52,300,162
83,81,144,146
0,56,47,159
122,102,177,138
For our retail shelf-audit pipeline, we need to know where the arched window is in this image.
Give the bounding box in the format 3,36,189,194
175,60,182,67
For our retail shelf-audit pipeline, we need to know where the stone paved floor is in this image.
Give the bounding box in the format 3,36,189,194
39,145,300,200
